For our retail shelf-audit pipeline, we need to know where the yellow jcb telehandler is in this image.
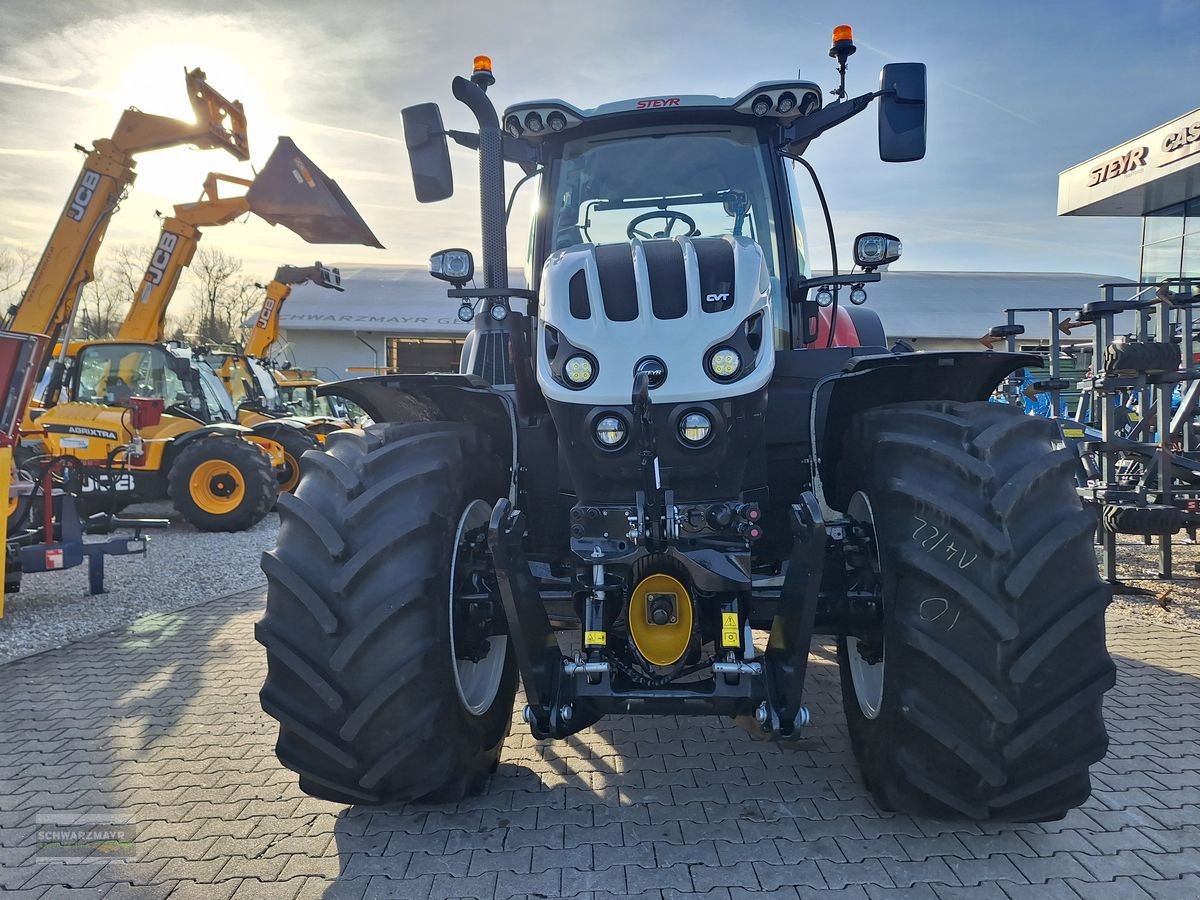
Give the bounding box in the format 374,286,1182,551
32,137,379,527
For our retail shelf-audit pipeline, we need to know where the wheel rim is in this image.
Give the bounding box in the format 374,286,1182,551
276,451,301,493
847,491,885,720
448,499,508,716
189,459,246,514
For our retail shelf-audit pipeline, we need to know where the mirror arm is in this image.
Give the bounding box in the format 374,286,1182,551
445,129,479,149
793,273,881,296
781,90,877,153
447,129,538,171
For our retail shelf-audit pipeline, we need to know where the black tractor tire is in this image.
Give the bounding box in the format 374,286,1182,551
256,421,518,805
167,436,276,532
267,426,321,494
1102,503,1184,536
1104,339,1180,375
832,400,1114,822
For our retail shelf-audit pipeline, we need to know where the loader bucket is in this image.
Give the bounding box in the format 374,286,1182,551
245,137,384,248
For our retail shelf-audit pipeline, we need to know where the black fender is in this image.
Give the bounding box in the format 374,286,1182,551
163,423,257,470
248,418,308,439
812,350,1038,508
319,374,519,501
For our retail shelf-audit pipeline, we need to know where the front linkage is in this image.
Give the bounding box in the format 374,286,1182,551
488,489,859,741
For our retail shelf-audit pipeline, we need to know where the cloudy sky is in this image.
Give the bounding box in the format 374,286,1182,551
1,0,1197,298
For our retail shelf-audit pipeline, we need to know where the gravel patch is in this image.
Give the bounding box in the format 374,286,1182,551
0,501,276,664
1110,532,1200,631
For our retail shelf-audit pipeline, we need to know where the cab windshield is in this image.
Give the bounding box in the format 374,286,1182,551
74,344,189,407
548,125,786,344
198,366,237,422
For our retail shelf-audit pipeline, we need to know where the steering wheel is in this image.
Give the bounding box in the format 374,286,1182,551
627,210,700,240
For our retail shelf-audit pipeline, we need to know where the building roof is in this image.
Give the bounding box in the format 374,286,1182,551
279,264,1131,342
279,264,525,338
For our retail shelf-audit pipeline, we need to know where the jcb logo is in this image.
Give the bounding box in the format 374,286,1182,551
706,293,729,304
66,170,101,222
144,233,179,286
255,297,277,329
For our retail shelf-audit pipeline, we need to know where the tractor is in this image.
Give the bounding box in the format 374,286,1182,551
257,31,1113,821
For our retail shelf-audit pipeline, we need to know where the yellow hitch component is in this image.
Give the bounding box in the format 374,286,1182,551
628,573,693,667
246,436,286,468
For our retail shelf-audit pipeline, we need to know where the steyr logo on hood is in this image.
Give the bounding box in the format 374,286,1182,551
634,356,667,389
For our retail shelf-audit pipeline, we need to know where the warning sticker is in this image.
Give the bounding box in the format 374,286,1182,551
721,612,740,647
584,630,607,647
45,549,64,570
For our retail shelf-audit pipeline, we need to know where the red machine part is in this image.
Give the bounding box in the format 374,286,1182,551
127,396,164,430
813,305,862,348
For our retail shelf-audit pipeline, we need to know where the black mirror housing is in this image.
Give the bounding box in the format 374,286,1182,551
401,103,454,203
854,232,902,270
878,63,926,162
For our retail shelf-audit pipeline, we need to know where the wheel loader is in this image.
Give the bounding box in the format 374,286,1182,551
258,33,1114,821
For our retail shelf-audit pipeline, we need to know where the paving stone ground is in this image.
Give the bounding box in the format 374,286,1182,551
1,589,1198,899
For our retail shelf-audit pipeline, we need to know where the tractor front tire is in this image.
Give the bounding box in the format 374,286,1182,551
257,422,518,805
833,400,1114,821
167,437,276,532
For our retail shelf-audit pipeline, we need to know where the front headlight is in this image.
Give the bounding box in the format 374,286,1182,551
708,347,741,379
679,412,712,445
563,355,595,387
594,415,627,448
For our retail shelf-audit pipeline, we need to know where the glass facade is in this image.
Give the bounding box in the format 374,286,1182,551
1141,197,1200,282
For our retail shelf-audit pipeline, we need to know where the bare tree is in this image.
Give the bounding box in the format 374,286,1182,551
0,243,37,311
75,243,151,339
186,247,258,345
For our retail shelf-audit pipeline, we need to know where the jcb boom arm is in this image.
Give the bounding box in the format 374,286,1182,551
245,263,343,359
116,137,379,345
116,173,252,342
6,68,248,374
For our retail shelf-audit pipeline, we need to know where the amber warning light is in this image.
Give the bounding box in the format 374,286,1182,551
471,55,495,89
832,24,853,43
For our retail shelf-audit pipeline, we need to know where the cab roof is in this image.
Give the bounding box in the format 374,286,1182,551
501,80,823,140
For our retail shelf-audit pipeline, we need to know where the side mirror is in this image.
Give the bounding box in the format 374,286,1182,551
429,248,474,286
854,232,902,270
401,103,454,203
878,63,926,162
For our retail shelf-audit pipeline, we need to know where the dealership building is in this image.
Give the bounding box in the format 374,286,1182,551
1059,107,1200,283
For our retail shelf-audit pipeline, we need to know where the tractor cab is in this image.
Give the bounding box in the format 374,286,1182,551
69,342,235,425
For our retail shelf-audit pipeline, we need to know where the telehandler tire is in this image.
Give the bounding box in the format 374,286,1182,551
167,436,276,532
257,422,518,805
833,400,1113,822
267,426,320,494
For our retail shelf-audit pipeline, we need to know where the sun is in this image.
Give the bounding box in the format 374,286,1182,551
105,30,285,203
